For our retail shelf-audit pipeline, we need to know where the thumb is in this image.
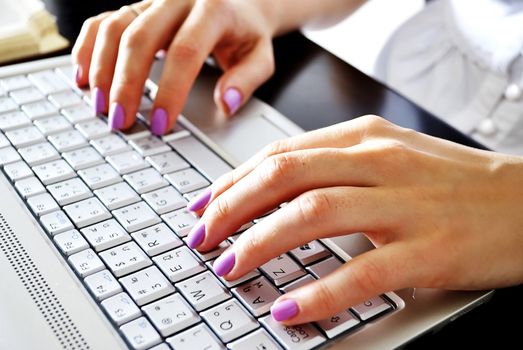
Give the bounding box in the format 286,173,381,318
213,38,275,116
270,243,416,324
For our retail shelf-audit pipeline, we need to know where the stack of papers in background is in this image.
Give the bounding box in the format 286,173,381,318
0,0,68,64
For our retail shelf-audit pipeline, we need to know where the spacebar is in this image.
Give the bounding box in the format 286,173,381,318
169,136,233,181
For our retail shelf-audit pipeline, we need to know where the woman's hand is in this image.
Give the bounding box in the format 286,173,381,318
186,115,523,324
72,0,279,134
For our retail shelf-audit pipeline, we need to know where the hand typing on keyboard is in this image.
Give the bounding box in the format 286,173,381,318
187,115,523,325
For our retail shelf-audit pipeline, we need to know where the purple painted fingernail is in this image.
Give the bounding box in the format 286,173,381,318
213,250,235,277
223,88,242,115
93,87,106,115
151,108,168,136
271,299,299,322
74,65,81,85
187,222,205,249
187,188,212,212
108,102,125,130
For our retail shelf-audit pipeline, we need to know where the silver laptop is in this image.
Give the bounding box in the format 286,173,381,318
0,55,492,350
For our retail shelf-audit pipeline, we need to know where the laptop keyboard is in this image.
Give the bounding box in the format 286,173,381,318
0,64,395,350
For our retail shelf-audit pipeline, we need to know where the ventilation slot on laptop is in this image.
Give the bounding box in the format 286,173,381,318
0,214,90,350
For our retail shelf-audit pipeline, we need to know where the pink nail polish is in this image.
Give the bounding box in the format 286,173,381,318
213,250,235,277
187,222,205,249
187,188,212,212
93,87,106,115
108,103,125,130
223,88,242,115
151,108,168,136
74,64,82,85
271,299,299,322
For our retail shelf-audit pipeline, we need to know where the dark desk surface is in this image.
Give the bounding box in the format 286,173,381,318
19,1,523,348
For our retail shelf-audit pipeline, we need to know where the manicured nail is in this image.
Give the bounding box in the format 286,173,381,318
271,299,299,322
187,188,212,212
213,250,235,277
223,88,242,115
108,102,125,130
74,65,82,85
187,222,205,249
93,87,106,115
151,108,168,135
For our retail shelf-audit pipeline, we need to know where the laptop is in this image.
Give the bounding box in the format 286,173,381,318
0,54,492,350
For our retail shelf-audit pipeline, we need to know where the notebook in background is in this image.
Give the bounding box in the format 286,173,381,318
0,0,68,64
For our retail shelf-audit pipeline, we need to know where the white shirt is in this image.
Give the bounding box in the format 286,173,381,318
378,0,523,155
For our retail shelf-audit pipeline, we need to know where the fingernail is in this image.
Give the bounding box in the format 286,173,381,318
213,250,235,277
187,222,205,249
108,102,125,130
151,108,168,136
93,87,106,115
187,188,212,212
74,64,82,85
271,299,299,322
223,88,242,115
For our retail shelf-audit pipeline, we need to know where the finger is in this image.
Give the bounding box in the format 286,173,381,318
210,186,404,280
271,242,417,324
189,147,383,251
109,0,192,130
150,1,227,135
212,38,275,116
187,114,387,212
89,2,151,115
71,12,111,87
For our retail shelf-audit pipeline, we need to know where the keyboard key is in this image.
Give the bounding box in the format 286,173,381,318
53,229,89,256
39,210,74,236
75,118,110,139
0,146,21,165
4,161,33,181
120,266,175,306
27,192,60,216
192,240,230,262
176,271,231,311
123,168,168,194
289,241,331,266
228,328,282,350
15,176,46,198
48,90,83,108
5,126,44,147
101,292,141,326
81,219,131,252
208,261,260,288
0,96,18,113
99,242,152,277
129,135,170,157
0,110,31,131
169,136,232,181
166,323,224,350
21,100,58,119
9,86,44,105
142,186,187,215
95,182,141,210
161,208,198,237
78,163,121,190
19,142,60,166
351,296,392,321
28,70,69,94
260,316,326,350
48,129,88,152
90,134,130,156
107,150,149,175
47,177,92,206
118,122,150,141
63,146,104,170
63,197,111,228
165,168,209,194
84,269,123,301
142,293,200,337
280,275,315,294
146,151,189,174
316,310,360,338
0,75,31,91
306,256,343,279
32,159,75,185
152,246,205,282
68,248,105,277
201,299,258,343
112,201,161,232
260,254,306,286
120,317,162,350
131,223,183,256
61,102,95,123
232,276,281,317
33,115,72,135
